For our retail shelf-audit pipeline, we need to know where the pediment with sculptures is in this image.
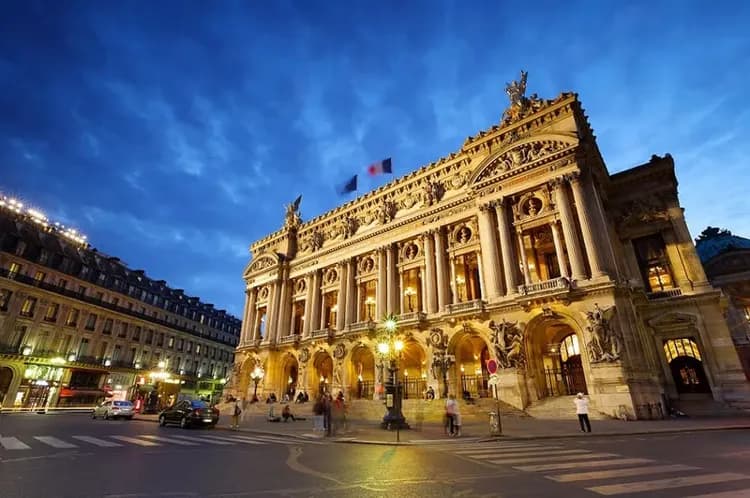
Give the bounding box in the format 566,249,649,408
473,139,573,186
248,255,277,273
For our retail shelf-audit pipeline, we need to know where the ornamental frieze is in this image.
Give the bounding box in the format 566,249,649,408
300,230,324,253
422,179,445,207
474,140,571,186
249,256,276,272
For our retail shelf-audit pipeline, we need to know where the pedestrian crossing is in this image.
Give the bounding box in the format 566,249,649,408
0,432,312,452
439,441,750,496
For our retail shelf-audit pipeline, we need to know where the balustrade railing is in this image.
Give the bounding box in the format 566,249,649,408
646,288,683,300
398,311,426,323
518,277,571,295
445,299,485,314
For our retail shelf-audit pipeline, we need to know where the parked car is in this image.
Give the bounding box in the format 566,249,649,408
158,399,219,428
92,400,135,420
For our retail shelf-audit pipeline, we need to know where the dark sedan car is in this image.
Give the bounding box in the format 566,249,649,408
158,400,219,428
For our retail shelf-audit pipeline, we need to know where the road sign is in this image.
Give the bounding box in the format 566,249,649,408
488,373,500,386
486,359,498,375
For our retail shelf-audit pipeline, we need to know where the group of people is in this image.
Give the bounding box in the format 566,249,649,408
312,391,347,436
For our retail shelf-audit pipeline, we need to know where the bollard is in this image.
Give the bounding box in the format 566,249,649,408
488,411,501,435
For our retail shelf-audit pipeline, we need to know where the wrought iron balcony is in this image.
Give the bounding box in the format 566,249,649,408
518,277,571,296
445,299,485,315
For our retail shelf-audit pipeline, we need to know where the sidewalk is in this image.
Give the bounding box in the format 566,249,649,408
135,410,750,445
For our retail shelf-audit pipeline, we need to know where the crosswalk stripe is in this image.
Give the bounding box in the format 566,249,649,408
0,437,31,450
251,435,298,445
454,445,562,455
139,435,200,446
110,435,161,447
489,452,617,465
167,434,234,445
72,436,123,447
685,489,750,497
548,464,700,483
515,457,653,472
33,436,78,448
587,472,750,496
199,435,265,445
469,449,591,459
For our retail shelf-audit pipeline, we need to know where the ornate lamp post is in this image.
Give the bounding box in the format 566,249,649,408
377,316,410,437
250,366,264,401
431,351,455,399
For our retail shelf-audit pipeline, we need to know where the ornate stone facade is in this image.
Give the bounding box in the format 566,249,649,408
230,77,750,419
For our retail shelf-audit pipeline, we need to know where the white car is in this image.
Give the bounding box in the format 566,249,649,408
92,400,135,420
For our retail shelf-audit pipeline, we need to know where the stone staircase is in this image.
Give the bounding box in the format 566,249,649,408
672,394,750,417
524,395,609,420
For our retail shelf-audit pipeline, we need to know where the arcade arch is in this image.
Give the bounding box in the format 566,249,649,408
664,338,711,394
280,354,299,400
399,340,427,399
311,351,333,395
451,333,491,398
349,345,376,399
0,367,13,406
526,316,589,399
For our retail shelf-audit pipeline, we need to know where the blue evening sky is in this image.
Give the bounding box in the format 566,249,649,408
1,1,748,317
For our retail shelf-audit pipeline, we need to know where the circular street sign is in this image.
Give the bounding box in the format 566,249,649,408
486,359,498,375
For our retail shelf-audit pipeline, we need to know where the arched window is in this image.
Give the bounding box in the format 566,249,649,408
560,334,580,362
664,338,702,362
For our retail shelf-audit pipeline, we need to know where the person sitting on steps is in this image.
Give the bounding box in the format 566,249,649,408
267,404,281,423
282,404,296,422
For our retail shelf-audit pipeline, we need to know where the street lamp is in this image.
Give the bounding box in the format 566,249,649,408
250,366,264,401
377,315,410,437
431,351,455,398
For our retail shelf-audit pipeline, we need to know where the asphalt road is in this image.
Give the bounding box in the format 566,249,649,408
2,413,750,497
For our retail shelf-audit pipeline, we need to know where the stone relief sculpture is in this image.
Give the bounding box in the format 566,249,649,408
490,319,526,368
302,230,324,252
376,199,398,224
299,347,310,363
333,343,347,360
428,328,449,351
249,257,275,272
585,304,622,363
336,215,359,239
422,179,445,207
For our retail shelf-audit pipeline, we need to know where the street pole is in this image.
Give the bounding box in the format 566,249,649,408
395,364,400,443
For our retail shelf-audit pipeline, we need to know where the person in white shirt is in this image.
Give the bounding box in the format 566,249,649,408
445,394,459,436
574,392,591,432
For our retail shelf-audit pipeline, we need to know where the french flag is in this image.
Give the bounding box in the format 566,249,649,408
367,158,392,176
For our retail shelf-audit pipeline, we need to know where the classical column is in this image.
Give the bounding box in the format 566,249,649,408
246,288,257,342
336,262,347,331
588,178,619,277
668,206,710,287
517,231,531,285
345,259,356,326
303,273,314,336
494,198,518,296
239,288,253,344
309,270,321,334
449,257,458,304
568,172,606,278
377,247,387,318
288,299,297,337
550,221,569,279
398,269,405,313
265,282,279,343
477,203,502,299
423,232,438,313
277,273,291,341
553,178,586,281
355,281,362,323
386,245,399,315
476,251,486,299
319,289,327,330
434,228,449,310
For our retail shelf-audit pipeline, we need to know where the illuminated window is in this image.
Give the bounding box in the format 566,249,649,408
292,302,305,335
8,262,22,278
664,338,702,362
453,253,481,302
196,344,201,354
65,309,79,327
560,334,580,362
34,271,45,284
360,281,376,320
402,268,422,312
20,297,37,317
44,303,59,322
633,234,675,292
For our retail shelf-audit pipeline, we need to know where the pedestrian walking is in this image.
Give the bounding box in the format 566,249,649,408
575,392,592,433
445,393,458,437
231,399,242,430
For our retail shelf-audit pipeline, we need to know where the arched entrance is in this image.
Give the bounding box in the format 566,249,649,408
526,317,589,399
312,351,333,395
400,340,426,399
453,334,491,398
0,367,13,406
664,338,711,394
350,346,375,399
281,354,299,400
